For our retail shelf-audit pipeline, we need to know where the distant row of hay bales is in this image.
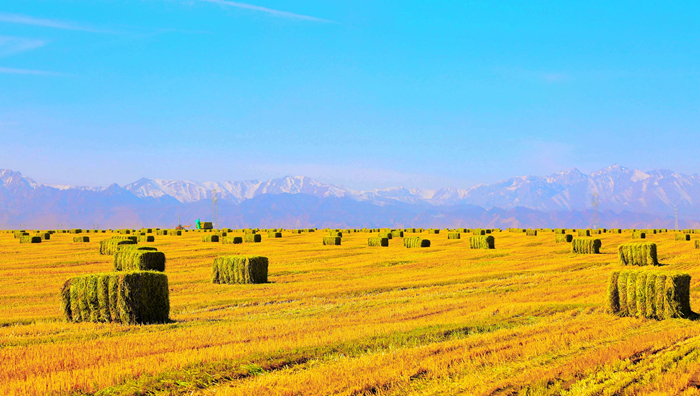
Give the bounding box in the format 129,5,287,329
607,270,692,319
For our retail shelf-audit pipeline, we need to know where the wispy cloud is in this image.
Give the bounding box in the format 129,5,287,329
0,36,48,57
0,66,59,76
0,12,113,33
198,0,333,23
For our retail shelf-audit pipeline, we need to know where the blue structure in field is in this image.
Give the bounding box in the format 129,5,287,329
196,219,201,230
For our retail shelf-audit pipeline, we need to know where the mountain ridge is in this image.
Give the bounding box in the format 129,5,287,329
2,165,700,228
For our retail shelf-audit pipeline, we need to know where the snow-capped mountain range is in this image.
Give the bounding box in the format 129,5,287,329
119,164,700,216
2,165,700,228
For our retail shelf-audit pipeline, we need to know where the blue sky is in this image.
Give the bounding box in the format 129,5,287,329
0,1,698,190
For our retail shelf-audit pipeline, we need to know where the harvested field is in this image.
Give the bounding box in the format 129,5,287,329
2,229,700,395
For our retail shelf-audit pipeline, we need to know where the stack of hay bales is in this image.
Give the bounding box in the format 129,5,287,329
60,271,170,324
571,238,601,254
607,270,692,319
100,236,137,255
244,234,262,243
211,255,268,284
473,229,486,236
170,230,182,236
368,237,389,247
618,242,659,266
113,247,166,272
404,237,430,248
578,230,591,237
73,236,90,243
469,235,495,249
675,233,691,241
555,234,573,243
390,230,404,238
329,231,343,238
323,236,341,246
222,236,243,244
632,231,646,239
200,222,213,230
447,232,461,239
156,230,168,236
268,231,282,238
36,232,50,240
13,231,28,238
526,230,537,236
202,235,220,243
428,229,440,234
138,235,155,243
20,236,41,244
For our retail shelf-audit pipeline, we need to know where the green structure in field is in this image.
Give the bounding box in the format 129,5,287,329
196,219,201,230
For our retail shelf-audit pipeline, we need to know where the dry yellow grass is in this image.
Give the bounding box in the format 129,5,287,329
2,229,700,395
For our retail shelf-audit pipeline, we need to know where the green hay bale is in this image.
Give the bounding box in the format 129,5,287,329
578,230,591,237
99,237,137,255
618,242,659,266
61,271,169,325
571,238,601,254
664,273,692,319
675,233,691,241
20,236,41,244
202,235,220,242
329,231,343,237
696,240,700,249
138,236,155,243
69,229,83,234
171,230,182,236
212,255,268,284
222,236,243,244
526,229,538,236
323,236,341,246
645,273,657,319
469,235,495,249
617,271,629,316
36,232,50,240
606,271,620,314
244,233,262,243
13,231,29,238
636,273,647,318
73,236,90,243
378,232,393,239
632,231,646,239
428,229,440,234
114,250,166,272
447,232,461,239
608,270,693,320
473,229,486,235
156,230,168,236
390,230,404,238
626,272,638,316
555,234,573,243
268,232,282,238
200,222,213,229
368,237,389,247
403,237,430,248
60,279,73,322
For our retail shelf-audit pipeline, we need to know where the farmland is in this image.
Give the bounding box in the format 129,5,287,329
2,229,700,395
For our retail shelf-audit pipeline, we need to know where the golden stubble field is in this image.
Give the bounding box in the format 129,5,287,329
2,229,700,396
